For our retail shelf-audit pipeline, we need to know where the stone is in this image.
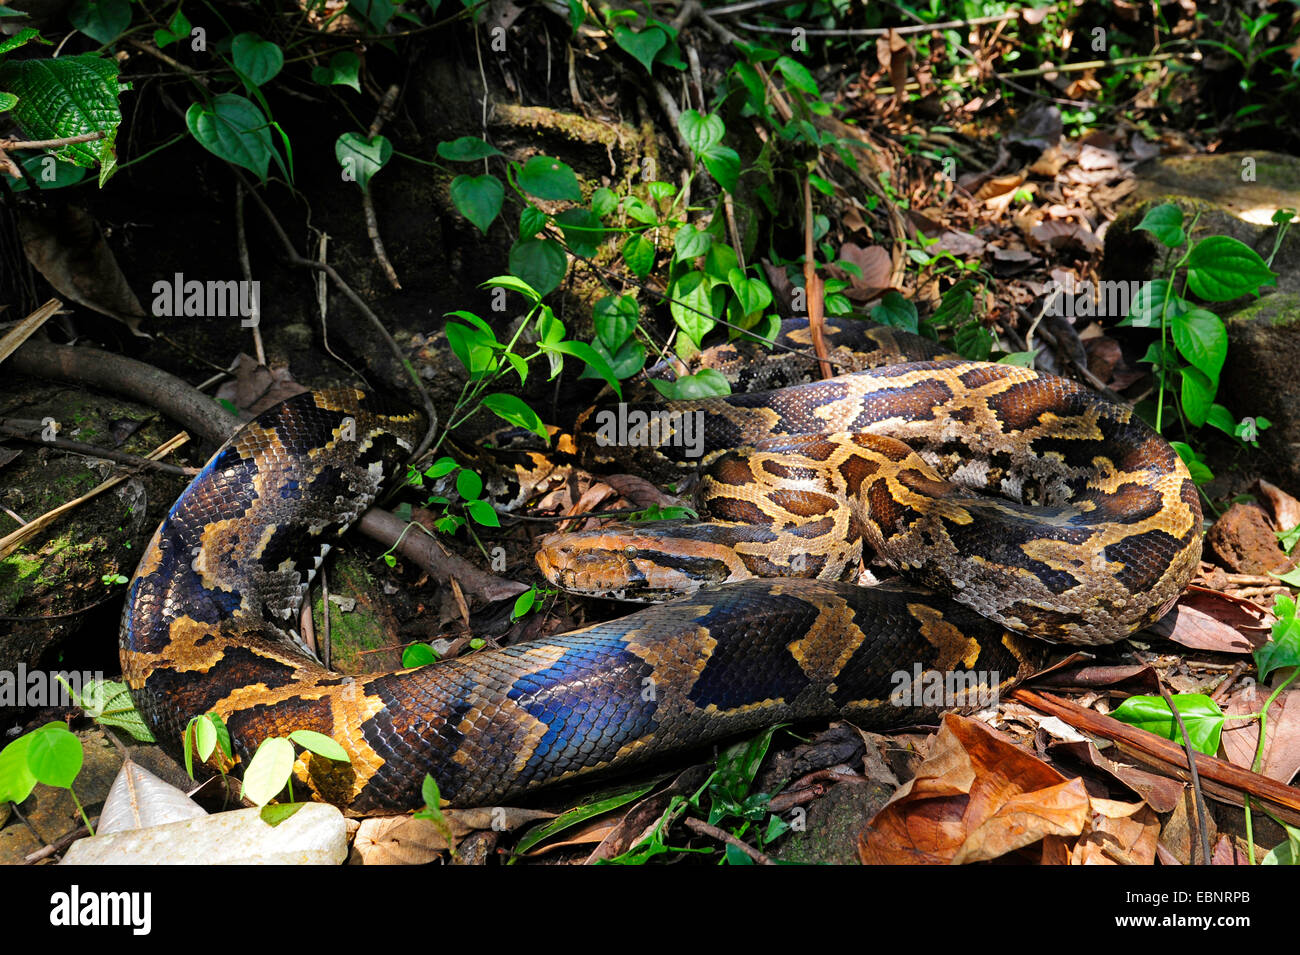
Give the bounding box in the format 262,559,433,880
60,803,348,865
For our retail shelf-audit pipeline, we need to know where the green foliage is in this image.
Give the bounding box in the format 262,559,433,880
239,730,351,807
186,94,279,180
336,132,391,191
0,723,94,834
0,51,124,186
1111,693,1225,755
1124,203,1278,446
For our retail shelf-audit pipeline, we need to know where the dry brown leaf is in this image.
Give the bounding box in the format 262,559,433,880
352,807,554,865
858,714,1086,864
1147,587,1270,653
952,776,1090,864
1072,798,1159,865
974,171,1028,202
17,207,147,335
215,353,308,416
1258,479,1300,532
831,242,892,300
1221,685,1300,785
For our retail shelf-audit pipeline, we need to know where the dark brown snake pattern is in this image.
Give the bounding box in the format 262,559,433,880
121,356,1200,813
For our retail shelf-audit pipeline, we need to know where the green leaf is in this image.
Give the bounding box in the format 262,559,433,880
288,730,350,762
0,92,15,112
612,25,666,74
336,132,392,191
1180,366,1214,427
445,321,498,376
482,392,548,440
195,714,217,762
1262,824,1300,865
424,456,458,479
508,237,568,297
484,274,543,305
594,294,638,350
998,350,1039,367
1185,236,1277,301
1123,279,1172,328
420,772,443,815
26,723,83,788
0,734,37,805
311,51,361,91
0,28,42,58
673,223,712,261
1135,203,1186,248
402,643,437,667
69,0,130,45
437,136,502,161
466,499,500,526
871,290,919,332
449,174,504,233
727,268,772,316
651,368,730,399
704,243,739,282
348,0,394,31
68,678,154,742
456,468,484,501
516,155,581,201
1111,694,1225,755
701,144,740,192
555,207,605,256
622,197,659,226
514,781,655,856
512,587,537,619
240,737,296,807
622,234,655,276
519,205,547,238
584,337,646,380
1255,594,1300,682
1205,403,1237,437
678,109,725,153
186,93,275,180
774,56,818,95
1170,440,1214,484
591,187,618,218
0,54,123,184
1171,307,1227,384
232,33,284,87
545,340,622,396
669,271,715,347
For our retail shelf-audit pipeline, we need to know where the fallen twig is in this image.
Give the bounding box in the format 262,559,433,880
1011,688,1300,827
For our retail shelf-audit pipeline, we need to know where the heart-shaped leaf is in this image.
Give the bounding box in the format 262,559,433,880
450,174,504,233
612,25,666,74
678,109,725,153
336,132,392,191
232,33,284,87
187,94,275,180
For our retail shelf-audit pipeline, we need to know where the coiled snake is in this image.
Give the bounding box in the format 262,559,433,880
121,357,1201,813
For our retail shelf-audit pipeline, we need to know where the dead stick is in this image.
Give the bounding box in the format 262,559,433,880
1011,688,1300,825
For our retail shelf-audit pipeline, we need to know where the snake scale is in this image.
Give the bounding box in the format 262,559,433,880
121,348,1201,814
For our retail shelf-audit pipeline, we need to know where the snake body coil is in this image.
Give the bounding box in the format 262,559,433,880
122,360,1200,813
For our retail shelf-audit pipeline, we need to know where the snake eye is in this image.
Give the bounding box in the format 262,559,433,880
623,545,637,558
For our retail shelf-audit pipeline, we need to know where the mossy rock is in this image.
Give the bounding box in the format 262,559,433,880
1103,152,1300,303
308,549,404,675
769,781,894,865
1220,292,1300,493
0,386,186,670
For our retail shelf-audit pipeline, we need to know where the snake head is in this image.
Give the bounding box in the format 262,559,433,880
535,523,745,602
